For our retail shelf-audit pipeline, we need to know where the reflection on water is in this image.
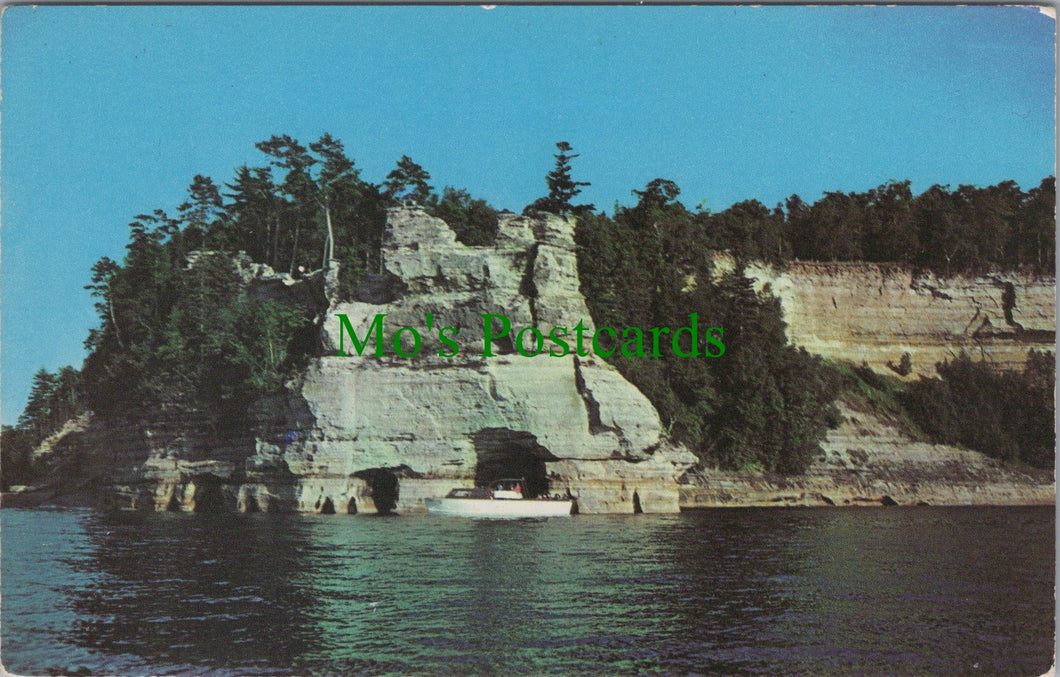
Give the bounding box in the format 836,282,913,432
2,507,1053,675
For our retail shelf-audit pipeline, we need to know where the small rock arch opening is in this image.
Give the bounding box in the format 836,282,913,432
353,468,400,515
632,490,643,514
319,496,336,515
165,494,182,512
242,493,260,513
192,481,226,514
346,497,358,515
472,428,558,498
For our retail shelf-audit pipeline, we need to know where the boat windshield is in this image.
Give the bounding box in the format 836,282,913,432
446,487,492,499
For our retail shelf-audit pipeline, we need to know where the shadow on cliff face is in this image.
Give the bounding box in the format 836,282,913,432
472,429,557,498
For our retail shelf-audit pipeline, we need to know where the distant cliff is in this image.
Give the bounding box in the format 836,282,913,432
727,257,1055,374
677,256,1055,507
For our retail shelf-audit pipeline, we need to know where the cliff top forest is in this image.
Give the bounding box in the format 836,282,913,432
3,136,1055,490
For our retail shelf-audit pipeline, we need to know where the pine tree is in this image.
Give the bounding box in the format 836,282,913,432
524,142,594,216
383,155,435,206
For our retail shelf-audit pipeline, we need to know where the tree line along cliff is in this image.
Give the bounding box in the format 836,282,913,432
2,136,1055,494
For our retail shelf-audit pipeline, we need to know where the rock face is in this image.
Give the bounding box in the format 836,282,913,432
280,208,697,514
680,404,1055,508
32,208,694,515
675,259,1054,508
721,257,1056,375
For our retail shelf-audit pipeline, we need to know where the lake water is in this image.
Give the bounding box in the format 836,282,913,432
1,506,1054,676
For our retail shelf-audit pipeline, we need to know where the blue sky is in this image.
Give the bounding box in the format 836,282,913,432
2,5,1054,424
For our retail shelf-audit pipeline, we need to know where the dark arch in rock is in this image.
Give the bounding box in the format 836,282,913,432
165,493,182,512
353,468,400,515
472,428,558,498
192,480,226,513
242,492,260,513
319,496,336,514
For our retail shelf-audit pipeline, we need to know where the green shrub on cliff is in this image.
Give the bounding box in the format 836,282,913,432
902,351,1055,469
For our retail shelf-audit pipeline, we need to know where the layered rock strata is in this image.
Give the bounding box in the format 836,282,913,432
680,404,1055,507
720,257,1056,375
16,214,1054,514
283,208,697,514
29,208,696,514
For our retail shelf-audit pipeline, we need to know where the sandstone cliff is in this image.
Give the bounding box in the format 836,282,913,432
276,208,697,514
675,257,1055,507
25,208,697,514
723,257,1055,375
15,211,1054,514
680,403,1054,508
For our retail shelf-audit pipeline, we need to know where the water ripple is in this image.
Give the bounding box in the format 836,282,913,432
1,507,1053,676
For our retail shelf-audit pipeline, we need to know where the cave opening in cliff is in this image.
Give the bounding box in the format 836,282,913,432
318,496,336,514
242,493,260,513
192,481,226,513
353,468,399,515
472,428,558,498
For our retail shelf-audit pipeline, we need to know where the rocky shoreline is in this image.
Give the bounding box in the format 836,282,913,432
5,478,1052,512
6,364,1053,516
681,403,1054,509
8,410,1053,513
678,471,1054,509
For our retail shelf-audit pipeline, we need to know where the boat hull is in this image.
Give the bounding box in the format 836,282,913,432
425,497,573,518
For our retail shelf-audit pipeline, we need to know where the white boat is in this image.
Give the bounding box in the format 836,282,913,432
425,479,573,518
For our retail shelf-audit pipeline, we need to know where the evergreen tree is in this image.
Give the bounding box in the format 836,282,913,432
912,184,968,273
701,199,789,266
524,141,594,216
1,425,36,490
631,178,681,216
18,369,60,438
178,175,225,251
862,180,917,263
254,133,385,287
384,155,435,206
224,166,282,266
1023,176,1056,270
13,366,86,454
576,200,841,474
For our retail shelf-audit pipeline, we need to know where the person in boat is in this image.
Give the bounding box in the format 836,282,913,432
514,483,522,496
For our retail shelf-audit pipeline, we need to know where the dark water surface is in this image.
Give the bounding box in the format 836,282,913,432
1,506,1053,676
